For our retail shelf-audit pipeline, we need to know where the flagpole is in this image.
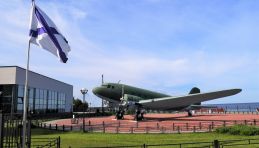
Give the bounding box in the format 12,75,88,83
22,41,31,148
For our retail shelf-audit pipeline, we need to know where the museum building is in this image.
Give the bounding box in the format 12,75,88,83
0,66,73,115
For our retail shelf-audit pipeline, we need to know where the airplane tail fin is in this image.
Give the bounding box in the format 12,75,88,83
189,87,200,94
189,87,201,105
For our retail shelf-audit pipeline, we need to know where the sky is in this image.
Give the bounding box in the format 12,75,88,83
0,0,258,106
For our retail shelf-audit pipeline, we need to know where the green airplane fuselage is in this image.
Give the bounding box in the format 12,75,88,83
92,83,170,103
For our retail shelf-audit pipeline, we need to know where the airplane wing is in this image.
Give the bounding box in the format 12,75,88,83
138,89,241,110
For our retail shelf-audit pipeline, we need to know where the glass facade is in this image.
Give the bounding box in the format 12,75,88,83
0,85,14,113
0,84,66,114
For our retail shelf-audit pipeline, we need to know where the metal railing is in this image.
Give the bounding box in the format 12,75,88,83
0,112,30,148
81,138,259,148
31,137,61,148
1,111,61,148
38,118,259,134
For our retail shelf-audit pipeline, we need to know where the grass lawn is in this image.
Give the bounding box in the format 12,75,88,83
31,128,259,148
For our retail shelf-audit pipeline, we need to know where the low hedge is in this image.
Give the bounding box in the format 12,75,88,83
216,125,259,136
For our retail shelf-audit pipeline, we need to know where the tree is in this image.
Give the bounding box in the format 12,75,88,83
73,98,88,112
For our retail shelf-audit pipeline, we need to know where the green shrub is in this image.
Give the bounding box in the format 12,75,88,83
216,125,259,136
215,127,229,133
229,125,242,135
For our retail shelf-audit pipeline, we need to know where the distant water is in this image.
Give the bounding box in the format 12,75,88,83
206,102,259,112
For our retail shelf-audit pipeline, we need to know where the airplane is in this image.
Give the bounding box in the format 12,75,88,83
92,83,241,121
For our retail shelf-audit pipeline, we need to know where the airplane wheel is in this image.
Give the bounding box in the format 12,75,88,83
116,111,124,120
188,111,192,117
135,112,144,121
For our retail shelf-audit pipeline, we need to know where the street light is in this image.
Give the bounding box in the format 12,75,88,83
80,88,88,116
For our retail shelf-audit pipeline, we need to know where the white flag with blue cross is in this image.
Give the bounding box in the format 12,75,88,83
29,1,71,63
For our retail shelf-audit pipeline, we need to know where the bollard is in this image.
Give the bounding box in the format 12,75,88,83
254,119,256,125
245,120,247,125
56,124,58,130
173,123,175,131
83,119,85,132
157,122,159,129
62,125,65,131
89,120,91,126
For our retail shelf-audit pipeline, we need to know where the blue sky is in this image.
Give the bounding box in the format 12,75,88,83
0,0,258,106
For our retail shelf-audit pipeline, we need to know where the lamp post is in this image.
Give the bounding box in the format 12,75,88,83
80,88,88,117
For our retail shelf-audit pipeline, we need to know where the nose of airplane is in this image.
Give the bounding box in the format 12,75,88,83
92,87,100,95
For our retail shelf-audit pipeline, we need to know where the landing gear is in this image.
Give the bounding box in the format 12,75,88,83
116,107,125,120
135,109,144,121
187,110,192,117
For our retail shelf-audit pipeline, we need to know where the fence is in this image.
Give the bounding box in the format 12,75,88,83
38,118,259,134
1,111,60,148
31,137,61,148
0,111,31,148
80,138,259,148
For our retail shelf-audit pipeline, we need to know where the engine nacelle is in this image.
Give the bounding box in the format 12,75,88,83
123,94,143,102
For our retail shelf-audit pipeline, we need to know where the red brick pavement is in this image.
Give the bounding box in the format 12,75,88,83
53,113,259,129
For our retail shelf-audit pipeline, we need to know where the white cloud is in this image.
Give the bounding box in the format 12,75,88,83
70,7,87,20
